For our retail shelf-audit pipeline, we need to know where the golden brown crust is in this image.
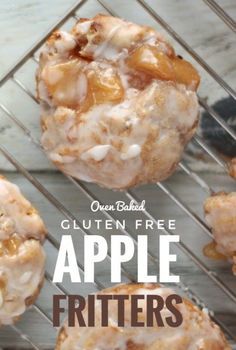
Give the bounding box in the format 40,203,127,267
0,177,46,326
204,192,236,274
37,15,200,190
56,327,68,350
25,277,44,307
228,158,236,179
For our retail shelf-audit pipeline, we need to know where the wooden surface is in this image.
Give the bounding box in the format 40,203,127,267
0,0,236,349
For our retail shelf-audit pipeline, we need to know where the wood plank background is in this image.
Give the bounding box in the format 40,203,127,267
0,0,235,349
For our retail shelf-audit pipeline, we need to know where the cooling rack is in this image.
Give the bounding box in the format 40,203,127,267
0,0,236,348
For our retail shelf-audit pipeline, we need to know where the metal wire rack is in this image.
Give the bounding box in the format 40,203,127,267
0,0,235,348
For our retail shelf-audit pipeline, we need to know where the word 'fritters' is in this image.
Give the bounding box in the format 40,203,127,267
53,294,183,327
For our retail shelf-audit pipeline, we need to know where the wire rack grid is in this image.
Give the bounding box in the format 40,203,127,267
0,0,235,348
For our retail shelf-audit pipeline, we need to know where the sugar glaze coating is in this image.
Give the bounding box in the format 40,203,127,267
204,192,236,275
56,283,230,350
0,176,46,325
37,14,200,189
